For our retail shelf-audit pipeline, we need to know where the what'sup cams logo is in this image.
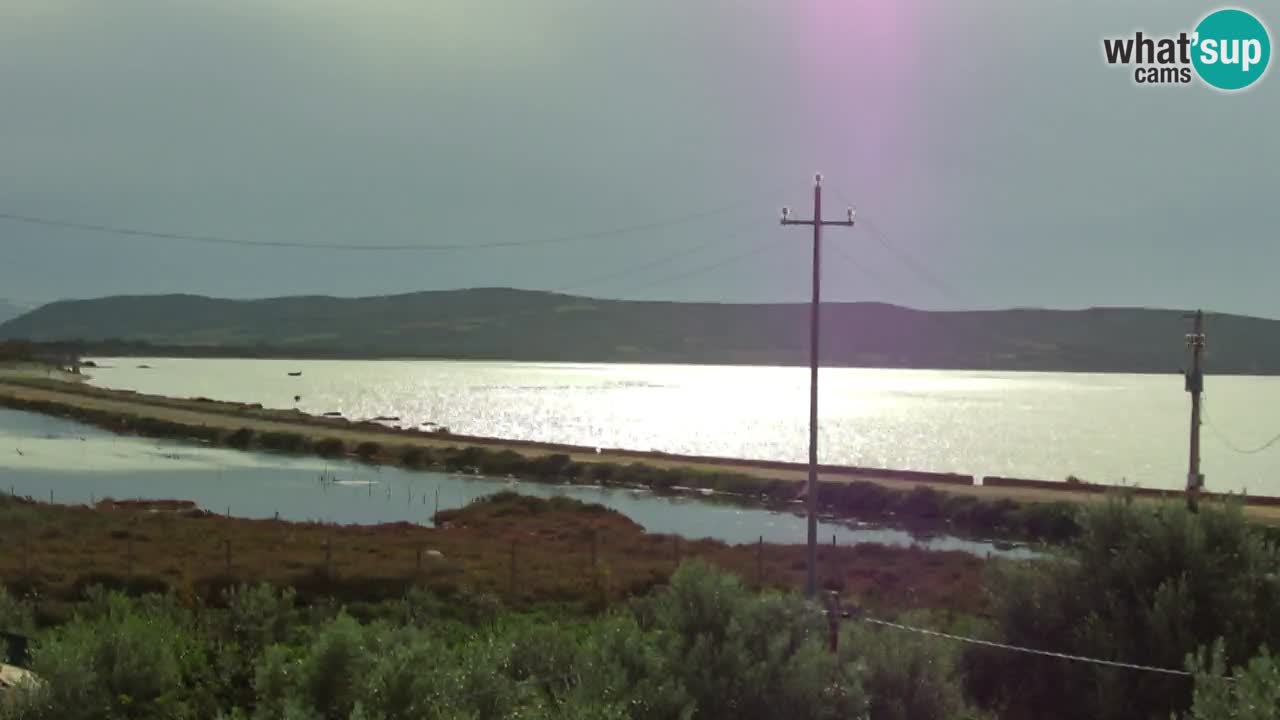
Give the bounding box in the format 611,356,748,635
1103,8,1271,90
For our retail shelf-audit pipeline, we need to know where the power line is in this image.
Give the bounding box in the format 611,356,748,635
0,187,784,253
827,188,966,305
608,234,791,296
861,217,967,304
1203,397,1280,455
826,239,882,290
554,217,761,294
854,615,1199,679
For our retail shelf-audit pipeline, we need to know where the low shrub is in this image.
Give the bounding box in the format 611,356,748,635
893,486,947,521
442,446,488,473
1013,502,1080,543
478,449,526,476
314,437,345,458
526,453,573,479
224,428,255,450
398,445,433,469
354,441,383,461
257,431,308,453
589,463,617,484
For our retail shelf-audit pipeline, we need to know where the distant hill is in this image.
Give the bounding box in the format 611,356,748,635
1,288,1277,373
0,299,29,325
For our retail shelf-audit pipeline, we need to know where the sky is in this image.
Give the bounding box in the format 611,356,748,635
1,0,1277,315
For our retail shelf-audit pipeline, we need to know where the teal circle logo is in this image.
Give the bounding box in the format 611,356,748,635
1192,9,1271,90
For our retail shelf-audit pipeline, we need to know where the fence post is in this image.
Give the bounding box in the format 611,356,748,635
415,544,423,577
825,592,842,653
509,539,518,599
127,534,134,578
224,539,231,574
757,535,764,589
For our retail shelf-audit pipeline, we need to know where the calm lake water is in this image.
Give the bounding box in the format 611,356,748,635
82,358,1280,495
0,408,1024,556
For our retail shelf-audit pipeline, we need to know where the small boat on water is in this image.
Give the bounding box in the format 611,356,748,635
287,371,302,377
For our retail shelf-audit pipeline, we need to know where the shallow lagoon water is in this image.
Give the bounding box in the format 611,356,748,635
0,408,1028,557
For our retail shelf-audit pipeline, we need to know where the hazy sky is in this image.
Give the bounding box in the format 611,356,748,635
1,1,1277,315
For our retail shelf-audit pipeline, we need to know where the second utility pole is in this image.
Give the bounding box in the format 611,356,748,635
1185,310,1206,512
782,174,855,598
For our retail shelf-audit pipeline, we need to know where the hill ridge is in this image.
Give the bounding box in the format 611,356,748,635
3,288,1278,373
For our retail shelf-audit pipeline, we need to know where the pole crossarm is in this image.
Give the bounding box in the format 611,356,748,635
780,219,856,227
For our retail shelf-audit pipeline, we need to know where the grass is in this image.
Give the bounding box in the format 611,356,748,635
0,491,990,626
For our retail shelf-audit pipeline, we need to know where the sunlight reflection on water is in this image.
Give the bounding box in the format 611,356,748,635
79,358,1280,495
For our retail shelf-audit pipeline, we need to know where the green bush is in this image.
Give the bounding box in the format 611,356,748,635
353,626,451,718
640,560,866,720
967,497,1280,720
10,590,215,720
212,584,301,708
0,584,35,636
570,614,691,718
845,613,975,720
1184,641,1280,719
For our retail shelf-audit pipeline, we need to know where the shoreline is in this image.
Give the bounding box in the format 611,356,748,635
54,345,1280,375
2,375,1278,534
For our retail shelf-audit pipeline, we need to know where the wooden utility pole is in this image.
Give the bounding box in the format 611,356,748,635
781,174,855,597
1185,310,1206,511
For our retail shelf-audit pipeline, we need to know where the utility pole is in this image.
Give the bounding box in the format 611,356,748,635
1184,310,1206,512
781,174,855,597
